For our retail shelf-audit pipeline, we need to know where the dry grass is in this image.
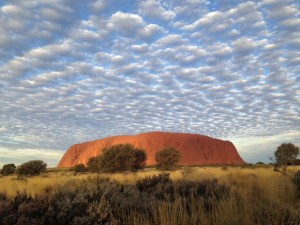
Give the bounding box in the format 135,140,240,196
0,171,88,197
1,166,299,225
0,166,299,200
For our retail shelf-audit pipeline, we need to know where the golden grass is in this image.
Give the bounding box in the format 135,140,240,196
0,166,299,200
0,171,89,197
1,166,299,225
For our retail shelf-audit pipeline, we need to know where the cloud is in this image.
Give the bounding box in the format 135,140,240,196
131,44,150,53
232,37,258,54
89,0,107,13
0,0,299,166
138,24,164,40
156,34,186,46
166,0,209,21
0,147,64,168
267,5,299,19
0,1,84,62
108,11,144,35
280,18,300,29
138,0,176,21
183,11,226,30
233,131,300,163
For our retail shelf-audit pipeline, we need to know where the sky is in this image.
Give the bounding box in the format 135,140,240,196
0,0,299,168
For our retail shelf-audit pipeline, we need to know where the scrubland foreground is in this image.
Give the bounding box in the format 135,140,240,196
0,166,300,225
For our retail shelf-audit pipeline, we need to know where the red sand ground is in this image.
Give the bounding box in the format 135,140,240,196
57,131,245,168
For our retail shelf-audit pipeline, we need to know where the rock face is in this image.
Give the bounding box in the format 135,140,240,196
57,132,245,168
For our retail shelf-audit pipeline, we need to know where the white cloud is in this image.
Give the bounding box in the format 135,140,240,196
74,29,100,42
1,4,23,14
267,5,299,19
183,11,225,30
139,24,163,40
108,11,144,36
262,0,286,5
156,34,185,46
208,43,233,56
232,131,300,163
131,44,149,53
139,0,176,20
168,0,209,21
0,0,299,166
232,37,258,53
89,0,106,12
227,1,258,17
0,147,64,168
280,18,300,28
288,38,300,47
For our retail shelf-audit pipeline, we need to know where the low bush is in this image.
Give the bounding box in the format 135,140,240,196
87,156,102,172
87,144,147,173
71,164,88,173
1,164,16,176
16,160,47,176
46,178,112,224
155,147,181,170
136,173,172,193
136,173,174,200
0,173,299,225
0,191,49,225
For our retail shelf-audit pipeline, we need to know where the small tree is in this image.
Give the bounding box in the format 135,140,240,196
87,156,102,172
17,160,47,176
275,143,299,171
72,164,88,173
133,149,147,171
155,147,181,170
1,163,16,176
87,144,147,173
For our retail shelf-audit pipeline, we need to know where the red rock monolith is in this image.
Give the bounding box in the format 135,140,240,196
57,131,245,168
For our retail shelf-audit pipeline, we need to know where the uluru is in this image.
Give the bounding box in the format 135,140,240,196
57,132,245,168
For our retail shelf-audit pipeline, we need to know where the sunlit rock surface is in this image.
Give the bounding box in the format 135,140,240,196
57,132,246,168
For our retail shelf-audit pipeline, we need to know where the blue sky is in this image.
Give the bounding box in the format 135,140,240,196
0,0,299,167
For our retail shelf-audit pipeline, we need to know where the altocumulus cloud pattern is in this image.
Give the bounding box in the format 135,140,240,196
0,0,299,166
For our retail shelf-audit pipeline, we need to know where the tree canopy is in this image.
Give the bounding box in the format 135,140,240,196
275,142,299,167
17,160,47,176
155,147,181,170
72,164,88,173
87,144,147,173
1,163,16,176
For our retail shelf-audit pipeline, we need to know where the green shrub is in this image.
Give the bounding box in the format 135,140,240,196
275,143,299,169
87,156,102,172
0,191,49,225
72,164,88,173
87,144,147,173
1,164,16,176
0,174,299,225
136,173,172,193
17,160,47,176
155,147,181,170
132,148,147,170
103,183,151,222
